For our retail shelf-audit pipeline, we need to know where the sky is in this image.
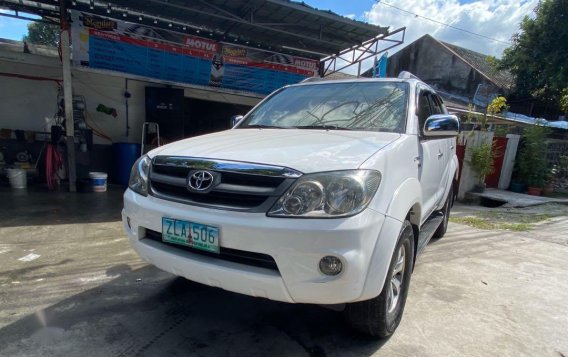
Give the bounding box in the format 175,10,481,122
309,0,537,58
0,9,36,41
0,0,537,57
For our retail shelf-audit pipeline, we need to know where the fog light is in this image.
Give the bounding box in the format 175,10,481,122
319,256,343,276
127,216,132,229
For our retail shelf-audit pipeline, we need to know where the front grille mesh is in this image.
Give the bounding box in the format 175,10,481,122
151,181,267,208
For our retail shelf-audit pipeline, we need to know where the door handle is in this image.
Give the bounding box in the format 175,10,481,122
450,145,454,150
437,152,444,158
414,157,422,167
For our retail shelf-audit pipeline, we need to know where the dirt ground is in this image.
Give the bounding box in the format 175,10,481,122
1,188,567,356
451,202,568,246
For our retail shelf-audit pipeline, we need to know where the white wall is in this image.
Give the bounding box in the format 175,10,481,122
0,53,61,133
457,130,495,199
0,48,261,145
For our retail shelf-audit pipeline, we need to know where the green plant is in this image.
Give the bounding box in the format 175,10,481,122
549,155,568,185
560,88,568,114
467,142,495,185
559,155,568,178
494,125,509,137
517,121,549,187
465,104,481,124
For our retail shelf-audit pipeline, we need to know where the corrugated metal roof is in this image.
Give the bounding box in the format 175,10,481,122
438,40,514,90
0,0,388,59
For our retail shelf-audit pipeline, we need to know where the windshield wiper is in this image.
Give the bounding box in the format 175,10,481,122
242,124,288,129
294,125,353,131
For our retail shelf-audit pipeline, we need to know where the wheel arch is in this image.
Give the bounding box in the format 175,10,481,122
385,178,423,224
358,179,422,301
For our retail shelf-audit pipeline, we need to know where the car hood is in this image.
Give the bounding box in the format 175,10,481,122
149,129,400,173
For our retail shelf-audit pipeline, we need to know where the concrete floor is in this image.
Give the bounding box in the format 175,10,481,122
1,187,567,357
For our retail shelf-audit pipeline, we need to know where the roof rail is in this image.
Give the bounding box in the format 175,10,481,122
398,71,421,80
300,77,323,83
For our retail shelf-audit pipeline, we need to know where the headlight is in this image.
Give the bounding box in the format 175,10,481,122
128,155,151,196
268,170,381,218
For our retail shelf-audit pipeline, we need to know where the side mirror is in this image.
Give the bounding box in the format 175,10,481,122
423,114,460,137
230,115,244,128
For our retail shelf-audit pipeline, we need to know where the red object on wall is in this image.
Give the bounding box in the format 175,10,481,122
485,137,508,188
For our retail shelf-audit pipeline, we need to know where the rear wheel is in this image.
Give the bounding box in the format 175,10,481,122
344,220,414,338
434,185,453,238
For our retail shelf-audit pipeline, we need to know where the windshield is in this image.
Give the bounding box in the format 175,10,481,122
238,81,409,132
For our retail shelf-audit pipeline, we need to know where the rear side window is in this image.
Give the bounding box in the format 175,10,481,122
417,91,433,131
429,94,444,115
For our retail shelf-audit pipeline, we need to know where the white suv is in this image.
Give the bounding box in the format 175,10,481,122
123,77,459,337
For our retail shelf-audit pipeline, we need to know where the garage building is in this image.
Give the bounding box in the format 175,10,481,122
0,0,403,191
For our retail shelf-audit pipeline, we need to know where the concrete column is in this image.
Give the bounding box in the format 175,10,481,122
60,8,76,192
498,134,521,190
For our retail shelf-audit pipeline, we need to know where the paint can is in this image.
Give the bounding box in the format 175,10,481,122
6,169,27,189
89,172,108,192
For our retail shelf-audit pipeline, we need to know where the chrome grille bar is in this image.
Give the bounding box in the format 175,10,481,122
149,156,301,212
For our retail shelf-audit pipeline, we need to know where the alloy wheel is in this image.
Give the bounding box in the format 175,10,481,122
387,245,406,313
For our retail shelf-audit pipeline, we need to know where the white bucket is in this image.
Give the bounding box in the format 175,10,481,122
7,169,27,189
89,172,108,192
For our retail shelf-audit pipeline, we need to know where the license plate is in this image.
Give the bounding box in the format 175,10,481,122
162,217,220,254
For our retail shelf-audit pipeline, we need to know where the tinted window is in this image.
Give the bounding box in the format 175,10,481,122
430,94,444,115
417,91,433,131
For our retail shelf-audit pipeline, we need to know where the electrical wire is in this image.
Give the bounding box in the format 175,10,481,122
377,1,513,46
83,110,113,142
0,72,61,84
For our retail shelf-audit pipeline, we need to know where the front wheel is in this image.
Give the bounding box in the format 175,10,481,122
344,220,414,338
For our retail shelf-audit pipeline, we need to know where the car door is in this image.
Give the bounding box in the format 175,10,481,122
416,87,443,220
430,93,453,202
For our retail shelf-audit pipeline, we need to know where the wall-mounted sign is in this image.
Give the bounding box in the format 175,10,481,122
70,11,319,95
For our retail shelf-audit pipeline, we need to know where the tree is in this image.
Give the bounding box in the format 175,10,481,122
500,0,568,111
560,88,568,114
22,22,59,47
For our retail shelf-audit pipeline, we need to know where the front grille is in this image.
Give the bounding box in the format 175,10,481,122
144,229,279,271
149,156,301,212
151,181,267,208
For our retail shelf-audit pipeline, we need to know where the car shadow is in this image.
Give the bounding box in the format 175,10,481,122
0,265,389,356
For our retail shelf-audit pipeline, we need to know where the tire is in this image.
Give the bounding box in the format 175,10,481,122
344,220,415,338
433,185,453,239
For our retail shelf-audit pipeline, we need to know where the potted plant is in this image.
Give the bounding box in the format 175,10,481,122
543,166,556,196
516,121,549,196
544,155,568,196
509,164,526,193
467,142,494,193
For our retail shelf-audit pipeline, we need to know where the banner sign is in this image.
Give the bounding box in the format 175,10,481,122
70,11,318,95
372,52,388,78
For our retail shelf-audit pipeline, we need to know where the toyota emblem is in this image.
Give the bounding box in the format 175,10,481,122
187,170,216,192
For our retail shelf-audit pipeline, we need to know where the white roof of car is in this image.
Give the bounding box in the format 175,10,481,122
292,76,426,89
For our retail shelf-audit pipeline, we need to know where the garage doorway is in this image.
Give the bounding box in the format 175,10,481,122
184,98,252,138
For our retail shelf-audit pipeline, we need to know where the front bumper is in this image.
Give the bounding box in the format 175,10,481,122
122,189,392,304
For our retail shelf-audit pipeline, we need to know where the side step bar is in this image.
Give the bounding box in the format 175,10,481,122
416,213,444,255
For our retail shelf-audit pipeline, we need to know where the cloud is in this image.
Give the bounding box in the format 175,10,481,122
364,0,538,57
